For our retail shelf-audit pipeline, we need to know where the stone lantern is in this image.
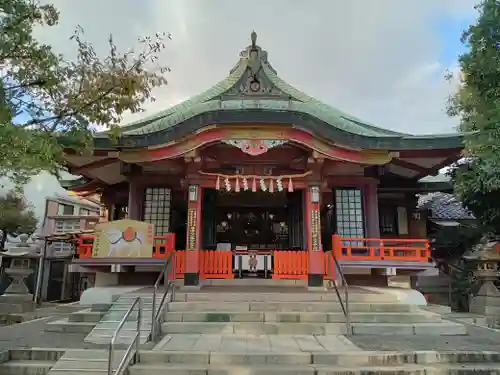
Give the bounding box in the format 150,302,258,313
464,240,500,316
0,234,41,314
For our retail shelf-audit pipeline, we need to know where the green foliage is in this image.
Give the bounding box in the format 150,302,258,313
0,0,170,186
448,0,500,234
430,222,483,261
448,261,479,312
0,191,38,249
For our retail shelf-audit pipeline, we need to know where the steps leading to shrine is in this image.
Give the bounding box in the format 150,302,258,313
83,293,163,345
0,348,63,375
44,307,107,334
168,300,418,313
161,286,467,337
128,350,500,375
6,348,500,375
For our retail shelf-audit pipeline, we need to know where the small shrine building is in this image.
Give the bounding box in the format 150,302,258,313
62,32,464,288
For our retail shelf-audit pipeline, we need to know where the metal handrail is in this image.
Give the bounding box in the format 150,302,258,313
151,251,176,340
108,296,141,375
327,250,350,335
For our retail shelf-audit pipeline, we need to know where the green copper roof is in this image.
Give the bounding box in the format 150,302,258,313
94,32,465,150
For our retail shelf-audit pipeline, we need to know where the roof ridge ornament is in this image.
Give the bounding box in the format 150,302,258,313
251,30,257,49
239,31,268,94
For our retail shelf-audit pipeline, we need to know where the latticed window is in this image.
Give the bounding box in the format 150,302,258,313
143,187,171,236
53,219,80,252
335,189,364,239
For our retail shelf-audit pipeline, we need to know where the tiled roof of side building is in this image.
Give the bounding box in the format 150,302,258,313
418,192,475,221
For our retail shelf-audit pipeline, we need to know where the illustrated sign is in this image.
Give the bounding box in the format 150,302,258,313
92,219,154,258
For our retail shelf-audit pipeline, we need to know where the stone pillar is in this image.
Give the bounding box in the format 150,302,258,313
184,184,202,287
306,186,324,287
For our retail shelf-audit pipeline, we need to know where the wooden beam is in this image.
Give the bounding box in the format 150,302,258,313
72,158,118,174
415,155,459,179
390,158,430,176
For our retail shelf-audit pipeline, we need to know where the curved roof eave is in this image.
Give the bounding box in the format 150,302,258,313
92,108,464,151
91,32,465,152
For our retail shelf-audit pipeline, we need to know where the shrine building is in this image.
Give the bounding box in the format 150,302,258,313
62,32,464,289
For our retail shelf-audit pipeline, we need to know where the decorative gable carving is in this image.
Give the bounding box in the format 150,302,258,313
221,31,289,100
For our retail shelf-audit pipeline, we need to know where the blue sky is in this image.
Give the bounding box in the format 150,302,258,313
434,15,474,68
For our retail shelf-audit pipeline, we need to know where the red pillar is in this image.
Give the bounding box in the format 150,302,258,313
127,178,143,220
305,186,324,287
184,185,202,286
364,183,380,238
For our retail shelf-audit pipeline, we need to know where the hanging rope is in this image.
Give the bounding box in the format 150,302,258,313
198,170,312,193
198,171,312,179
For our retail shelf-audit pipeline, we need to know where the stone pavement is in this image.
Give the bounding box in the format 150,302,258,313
350,320,500,352
0,317,88,350
4,314,500,353
153,334,361,352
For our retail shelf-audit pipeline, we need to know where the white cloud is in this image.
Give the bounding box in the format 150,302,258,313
34,0,477,135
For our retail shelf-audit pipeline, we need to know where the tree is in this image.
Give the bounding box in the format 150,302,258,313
0,0,170,185
430,222,483,261
448,0,500,236
0,191,37,250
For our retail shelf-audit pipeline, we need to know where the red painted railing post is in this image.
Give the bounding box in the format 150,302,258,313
332,234,342,259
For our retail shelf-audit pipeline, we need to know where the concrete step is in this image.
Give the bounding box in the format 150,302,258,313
102,311,154,321
93,321,152,330
108,305,155,311
84,293,161,346
68,309,106,323
160,321,466,336
173,291,396,303
168,301,416,313
84,329,151,344
0,360,55,375
0,349,65,375
8,349,65,362
137,350,500,366
44,318,96,334
161,322,347,335
351,322,467,335
164,311,440,324
127,362,500,375
45,348,133,374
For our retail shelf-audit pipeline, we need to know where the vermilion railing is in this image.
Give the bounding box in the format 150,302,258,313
76,234,431,281
273,250,308,279
332,234,431,262
75,233,185,277
272,251,336,280
199,250,233,279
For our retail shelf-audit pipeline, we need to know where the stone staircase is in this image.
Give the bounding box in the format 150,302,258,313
4,285,500,374
124,285,475,374
84,293,164,345
4,347,500,375
160,286,465,336
45,307,106,334
128,350,500,375
0,348,131,375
